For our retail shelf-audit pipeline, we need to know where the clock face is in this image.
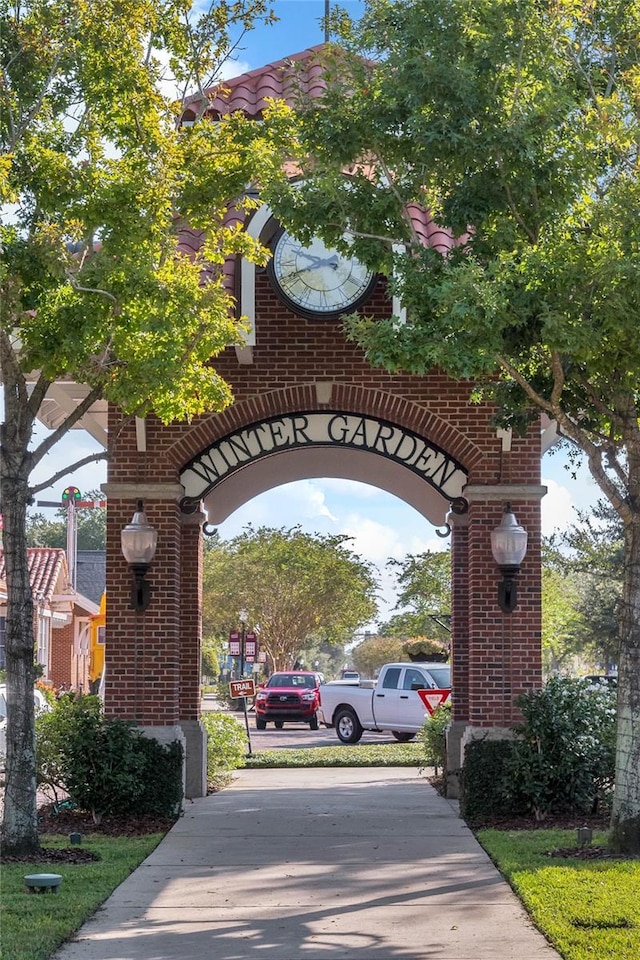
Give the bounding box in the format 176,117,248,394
269,230,376,318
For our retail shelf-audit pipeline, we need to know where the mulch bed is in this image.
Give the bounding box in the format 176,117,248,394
37,803,177,838
1,804,178,864
426,775,628,861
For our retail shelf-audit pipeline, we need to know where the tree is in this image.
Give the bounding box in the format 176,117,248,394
382,550,451,644
0,0,294,854
562,500,624,672
351,633,405,677
540,538,586,677
202,525,378,671
267,1,640,851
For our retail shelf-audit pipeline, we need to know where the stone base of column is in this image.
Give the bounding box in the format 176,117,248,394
445,722,517,799
178,719,207,799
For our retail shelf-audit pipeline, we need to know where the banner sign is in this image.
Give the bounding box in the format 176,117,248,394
245,632,257,658
228,631,240,657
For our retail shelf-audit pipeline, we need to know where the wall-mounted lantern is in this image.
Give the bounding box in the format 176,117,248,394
490,503,528,613
121,500,158,612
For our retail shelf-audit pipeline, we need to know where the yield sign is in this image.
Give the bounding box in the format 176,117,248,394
418,688,451,716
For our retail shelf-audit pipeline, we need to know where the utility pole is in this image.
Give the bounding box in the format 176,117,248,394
325,0,330,41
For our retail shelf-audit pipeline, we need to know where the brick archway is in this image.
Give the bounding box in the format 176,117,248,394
104,379,544,798
101,48,546,800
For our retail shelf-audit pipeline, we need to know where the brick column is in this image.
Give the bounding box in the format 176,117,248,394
103,484,189,794
463,486,544,750
446,508,470,796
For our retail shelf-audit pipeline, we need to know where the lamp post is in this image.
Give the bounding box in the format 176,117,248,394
121,500,158,612
490,503,528,613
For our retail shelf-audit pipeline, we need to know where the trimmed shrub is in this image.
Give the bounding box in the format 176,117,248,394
508,676,616,819
459,677,617,823
419,701,451,773
36,693,182,822
201,712,248,787
459,738,522,822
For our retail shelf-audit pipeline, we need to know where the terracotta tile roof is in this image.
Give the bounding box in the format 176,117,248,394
0,548,70,602
182,46,327,122
407,204,467,254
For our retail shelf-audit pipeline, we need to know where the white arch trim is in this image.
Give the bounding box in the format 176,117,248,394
179,411,468,525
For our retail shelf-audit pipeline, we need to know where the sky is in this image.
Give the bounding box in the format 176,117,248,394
24,1,602,622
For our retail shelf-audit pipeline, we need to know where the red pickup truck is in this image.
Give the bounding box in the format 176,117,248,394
254,671,324,730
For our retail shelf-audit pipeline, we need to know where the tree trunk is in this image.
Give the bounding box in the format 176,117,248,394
0,474,40,854
610,510,640,854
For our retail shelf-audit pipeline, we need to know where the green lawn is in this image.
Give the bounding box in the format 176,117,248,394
243,741,425,767
478,828,640,960
0,834,165,960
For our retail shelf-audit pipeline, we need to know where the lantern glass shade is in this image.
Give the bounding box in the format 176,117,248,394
121,501,158,567
490,506,528,568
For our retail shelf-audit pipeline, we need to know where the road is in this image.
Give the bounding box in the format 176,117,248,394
201,695,409,751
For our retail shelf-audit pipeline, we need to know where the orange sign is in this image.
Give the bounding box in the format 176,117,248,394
229,679,256,699
417,688,451,715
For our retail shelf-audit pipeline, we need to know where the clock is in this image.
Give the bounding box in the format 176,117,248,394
268,229,376,319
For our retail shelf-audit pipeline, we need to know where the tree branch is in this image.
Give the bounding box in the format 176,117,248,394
30,450,108,497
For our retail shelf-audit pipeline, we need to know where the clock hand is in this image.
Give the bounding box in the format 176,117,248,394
288,258,340,276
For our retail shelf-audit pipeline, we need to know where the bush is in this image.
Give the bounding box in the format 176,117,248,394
201,712,248,788
36,693,183,822
459,738,522,822
402,636,449,662
458,677,617,823
419,702,451,773
215,681,243,711
507,676,616,819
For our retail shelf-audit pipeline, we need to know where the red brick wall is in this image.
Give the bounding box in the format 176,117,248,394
105,272,543,731
104,498,182,725
49,622,73,690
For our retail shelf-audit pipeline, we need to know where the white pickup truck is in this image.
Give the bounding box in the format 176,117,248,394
318,662,451,743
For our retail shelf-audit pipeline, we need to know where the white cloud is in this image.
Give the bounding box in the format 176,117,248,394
320,478,382,499
541,476,580,537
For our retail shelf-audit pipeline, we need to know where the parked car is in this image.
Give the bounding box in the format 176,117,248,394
255,671,324,730
340,670,360,683
0,683,52,761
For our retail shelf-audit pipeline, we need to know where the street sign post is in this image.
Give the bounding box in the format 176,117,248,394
417,689,451,716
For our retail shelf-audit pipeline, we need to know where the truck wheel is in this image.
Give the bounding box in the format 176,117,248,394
256,717,267,730
309,713,319,730
275,721,284,729
391,731,415,742
335,708,363,744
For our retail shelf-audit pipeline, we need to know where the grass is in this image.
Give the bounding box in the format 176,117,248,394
242,741,425,767
477,828,640,960
0,833,165,960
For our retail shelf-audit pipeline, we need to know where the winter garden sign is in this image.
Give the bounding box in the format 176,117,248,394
179,411,467,508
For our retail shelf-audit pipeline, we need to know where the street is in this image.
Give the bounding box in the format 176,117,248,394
201,695,409,751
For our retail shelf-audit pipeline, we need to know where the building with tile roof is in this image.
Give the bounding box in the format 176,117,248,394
0,548,100,692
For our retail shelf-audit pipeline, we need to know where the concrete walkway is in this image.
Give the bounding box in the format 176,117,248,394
53,768,561,960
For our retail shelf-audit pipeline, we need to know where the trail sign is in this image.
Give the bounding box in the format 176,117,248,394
229,679,256,699
417,689,451,715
